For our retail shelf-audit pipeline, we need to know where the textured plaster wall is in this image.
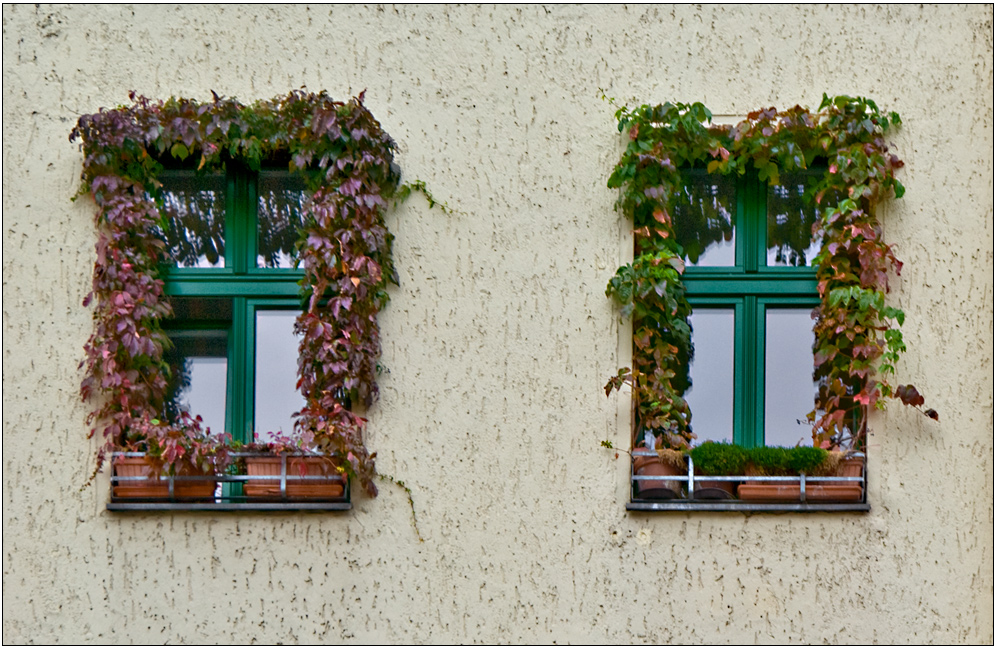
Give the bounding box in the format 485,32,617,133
2,4,993,644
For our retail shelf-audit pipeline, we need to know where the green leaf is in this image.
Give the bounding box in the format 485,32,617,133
170,143,189,160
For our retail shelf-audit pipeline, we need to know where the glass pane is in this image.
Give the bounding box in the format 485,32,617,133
159,172,226,268
167,296,233,322
257,172,308,268
254,310,305,441
766,172,823,267
686,308,735,443
674,174,736,266
163,330,228,436
764,308,818,447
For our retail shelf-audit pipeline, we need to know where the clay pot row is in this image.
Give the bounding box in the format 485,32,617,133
632,454,865,503
111,455,345,501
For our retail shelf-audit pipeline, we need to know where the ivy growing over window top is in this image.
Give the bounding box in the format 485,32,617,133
605,94,936,452
71,89,420,496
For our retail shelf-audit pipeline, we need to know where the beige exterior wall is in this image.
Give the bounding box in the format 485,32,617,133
3,4,992,644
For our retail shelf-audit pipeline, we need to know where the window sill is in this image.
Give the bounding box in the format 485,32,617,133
627,500,869,513
107,501,351,512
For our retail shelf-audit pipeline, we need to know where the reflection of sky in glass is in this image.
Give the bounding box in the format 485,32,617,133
254,310,305,441
766,176,823,267
694,235,736,266
257,172,308,269
764,308,818,447
687,309,735,443
160,173,226,268
178,357,228,435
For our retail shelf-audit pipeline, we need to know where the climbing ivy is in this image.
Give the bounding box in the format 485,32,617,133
72,89,421,496
605,94,936,452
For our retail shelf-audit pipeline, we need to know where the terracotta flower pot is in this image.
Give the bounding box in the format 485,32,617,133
692,477,737,500
809,454,865,502
736,455,865,503
632,454,682,500
244,456,346,499
112,455,217,500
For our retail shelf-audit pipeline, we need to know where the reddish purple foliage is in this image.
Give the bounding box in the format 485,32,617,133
72,90,401,495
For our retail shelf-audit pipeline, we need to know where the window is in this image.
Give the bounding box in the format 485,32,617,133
158,165,309,447
677,170,824,448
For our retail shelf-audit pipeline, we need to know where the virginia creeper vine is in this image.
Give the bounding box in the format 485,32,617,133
605,94,935,453
72,90,416,496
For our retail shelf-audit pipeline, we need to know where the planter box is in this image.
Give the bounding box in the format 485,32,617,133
243,455,346,499
737,456,865,503
111,455,217,501
628,453,867,511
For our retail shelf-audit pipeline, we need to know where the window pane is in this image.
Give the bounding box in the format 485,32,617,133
258,171,308,268
687,308,735,443
764,308,818,447
164,330,228,436
766,172,823,267
167,296,233,322
674,174,736,266
254,310,305,441
159,172,226,268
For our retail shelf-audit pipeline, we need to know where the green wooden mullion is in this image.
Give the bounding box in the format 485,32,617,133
682,274,817,296
230,297,250,444
242,298,257,445
748,296,769,448
164,277,304,297
232,171,250,275
732,299,746,447
731,296,753,447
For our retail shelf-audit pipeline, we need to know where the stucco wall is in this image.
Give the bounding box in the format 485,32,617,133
3,4,992,644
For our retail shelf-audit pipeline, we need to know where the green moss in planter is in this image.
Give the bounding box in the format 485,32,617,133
746,446,828,476
786,446,829,475
688,442,749,476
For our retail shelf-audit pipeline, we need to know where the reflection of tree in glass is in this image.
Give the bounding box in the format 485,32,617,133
672,175,735,264
160,329,227,431
162,344,193,425
257,187,306,268
767,174,824,267
158,175,226,268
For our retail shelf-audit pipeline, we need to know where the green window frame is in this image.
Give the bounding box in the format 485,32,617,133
159,165,307,447
680,171,822,448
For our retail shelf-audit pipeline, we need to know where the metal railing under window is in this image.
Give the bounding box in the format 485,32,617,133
627,449,868,512
107,451,351,512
